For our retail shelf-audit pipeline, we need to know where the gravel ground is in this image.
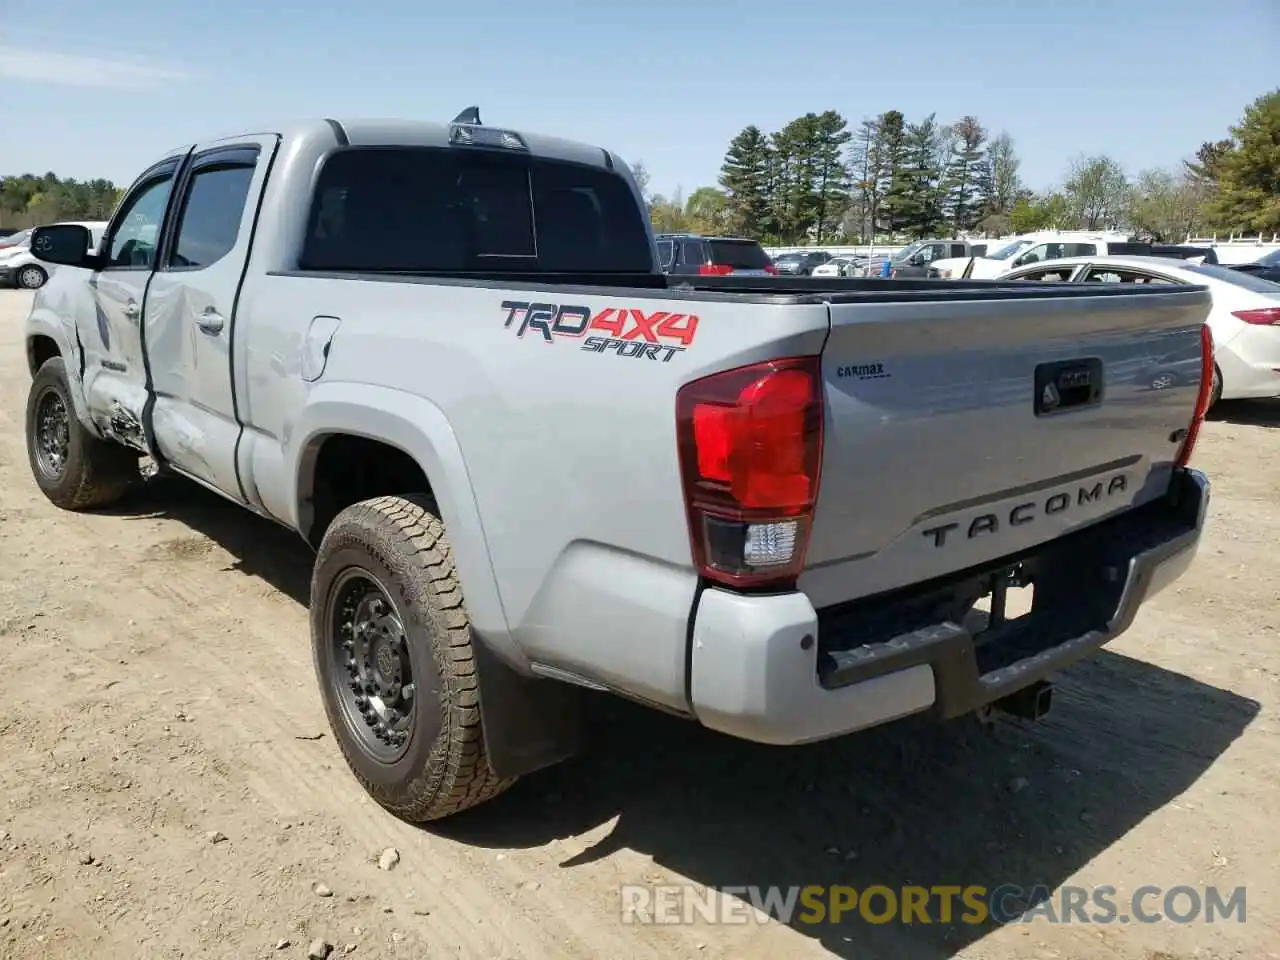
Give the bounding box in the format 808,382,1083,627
0,289,1277,960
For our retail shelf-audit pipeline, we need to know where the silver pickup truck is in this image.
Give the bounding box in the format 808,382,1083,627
22,112,1214,822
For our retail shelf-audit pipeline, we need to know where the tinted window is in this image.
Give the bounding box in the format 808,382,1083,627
301,147,653,274
708,239,770,269
170,164,256,269
681,240,706,265
1256,249,1280,267
1063,243,1097,257
951,244,969,258
107,175,174,269
656,239,675,268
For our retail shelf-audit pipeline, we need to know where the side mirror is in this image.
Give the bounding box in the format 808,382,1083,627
29,224,93,267
908,254,925,266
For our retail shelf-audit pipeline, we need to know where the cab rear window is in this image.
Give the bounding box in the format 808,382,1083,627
301,146,654,274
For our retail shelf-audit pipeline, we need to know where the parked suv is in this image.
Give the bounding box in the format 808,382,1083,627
656,233,776,276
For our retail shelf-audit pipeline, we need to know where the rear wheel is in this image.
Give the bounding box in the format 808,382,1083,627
311,494,514,821
25,358,139,510
1209,365,1223,409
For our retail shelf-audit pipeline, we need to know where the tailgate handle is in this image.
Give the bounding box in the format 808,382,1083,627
1035,358,1103,415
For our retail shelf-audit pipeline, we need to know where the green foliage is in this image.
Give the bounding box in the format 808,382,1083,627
0,173,121,227
720,112,850,243
1209,89,1280,233
717,125,772,239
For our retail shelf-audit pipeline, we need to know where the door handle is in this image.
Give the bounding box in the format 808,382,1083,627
196,308,225,335
122,300,140,319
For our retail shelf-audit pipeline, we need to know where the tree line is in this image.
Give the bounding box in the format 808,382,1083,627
0,173,122,229
5,89,1276,244
637,87,1280,244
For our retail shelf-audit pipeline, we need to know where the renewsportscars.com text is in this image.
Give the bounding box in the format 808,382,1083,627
620,883,1247,926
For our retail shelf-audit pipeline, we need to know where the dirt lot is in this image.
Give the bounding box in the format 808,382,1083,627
0,289,1277,960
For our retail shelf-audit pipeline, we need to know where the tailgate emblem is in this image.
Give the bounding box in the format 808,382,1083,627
1041,383,1060,410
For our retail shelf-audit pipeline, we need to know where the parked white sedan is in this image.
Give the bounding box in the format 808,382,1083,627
999,255,1280,404
0,221,108,289
810,256,860,278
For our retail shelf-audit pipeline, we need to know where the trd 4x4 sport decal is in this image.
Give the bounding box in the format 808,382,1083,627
501,301,698,362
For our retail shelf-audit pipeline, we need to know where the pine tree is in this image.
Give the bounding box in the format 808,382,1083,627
875,111,910,233
717,126,773,239
943,116,987,233
811,111,851,242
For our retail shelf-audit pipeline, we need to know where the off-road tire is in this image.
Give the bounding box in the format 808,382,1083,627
311,494,514,821
25,357,138,510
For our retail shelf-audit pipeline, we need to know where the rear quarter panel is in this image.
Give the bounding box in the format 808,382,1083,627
240,275,828,710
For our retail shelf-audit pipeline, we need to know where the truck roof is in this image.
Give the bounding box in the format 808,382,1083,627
161,117,618,174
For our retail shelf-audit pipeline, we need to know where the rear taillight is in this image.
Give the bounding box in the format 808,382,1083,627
675,357,824,588
764,264,778,275
1176,324,1215,469
1231,308,1280,325
697,263,735,276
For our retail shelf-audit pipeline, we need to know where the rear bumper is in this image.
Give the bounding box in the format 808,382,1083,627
688,468,1210,745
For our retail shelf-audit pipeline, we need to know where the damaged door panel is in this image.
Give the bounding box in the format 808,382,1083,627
144,137,279,504
80,159,182,451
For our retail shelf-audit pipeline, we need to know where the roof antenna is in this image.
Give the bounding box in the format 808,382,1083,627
452,106,481,125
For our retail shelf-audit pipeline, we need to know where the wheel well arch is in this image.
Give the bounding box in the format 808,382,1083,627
299,432,433,548
27,334,61,377
295,427,584,779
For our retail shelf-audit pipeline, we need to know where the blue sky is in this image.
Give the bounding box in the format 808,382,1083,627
1,0,1276,197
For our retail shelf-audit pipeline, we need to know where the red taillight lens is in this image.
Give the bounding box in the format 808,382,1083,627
676,357,824,588
697,263,735,276
1176,324,1215,468
1232,308,1280,325
764,264,778,275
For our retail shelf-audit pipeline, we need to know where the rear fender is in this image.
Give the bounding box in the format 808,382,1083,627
291,383,583,779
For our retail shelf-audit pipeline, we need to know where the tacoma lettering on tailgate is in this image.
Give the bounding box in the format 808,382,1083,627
921,474,1129,548
501,301,698,362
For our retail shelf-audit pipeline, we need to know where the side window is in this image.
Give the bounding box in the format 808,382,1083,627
681,240,706,265
105,174,175,269
1013,243,1051,267
1084,268,1174,285
1012,267,1074,282
951,243,968,258
656,240,675,269
1063,243,1098,257
169,162,257,270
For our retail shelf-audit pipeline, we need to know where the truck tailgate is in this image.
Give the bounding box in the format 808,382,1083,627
800,286,1211,609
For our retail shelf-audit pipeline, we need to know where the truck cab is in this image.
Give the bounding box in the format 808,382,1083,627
886,238,976,278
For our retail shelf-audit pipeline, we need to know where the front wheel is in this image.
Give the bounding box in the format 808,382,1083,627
16,264,47,289
311,494,514,822
25,358,139,510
